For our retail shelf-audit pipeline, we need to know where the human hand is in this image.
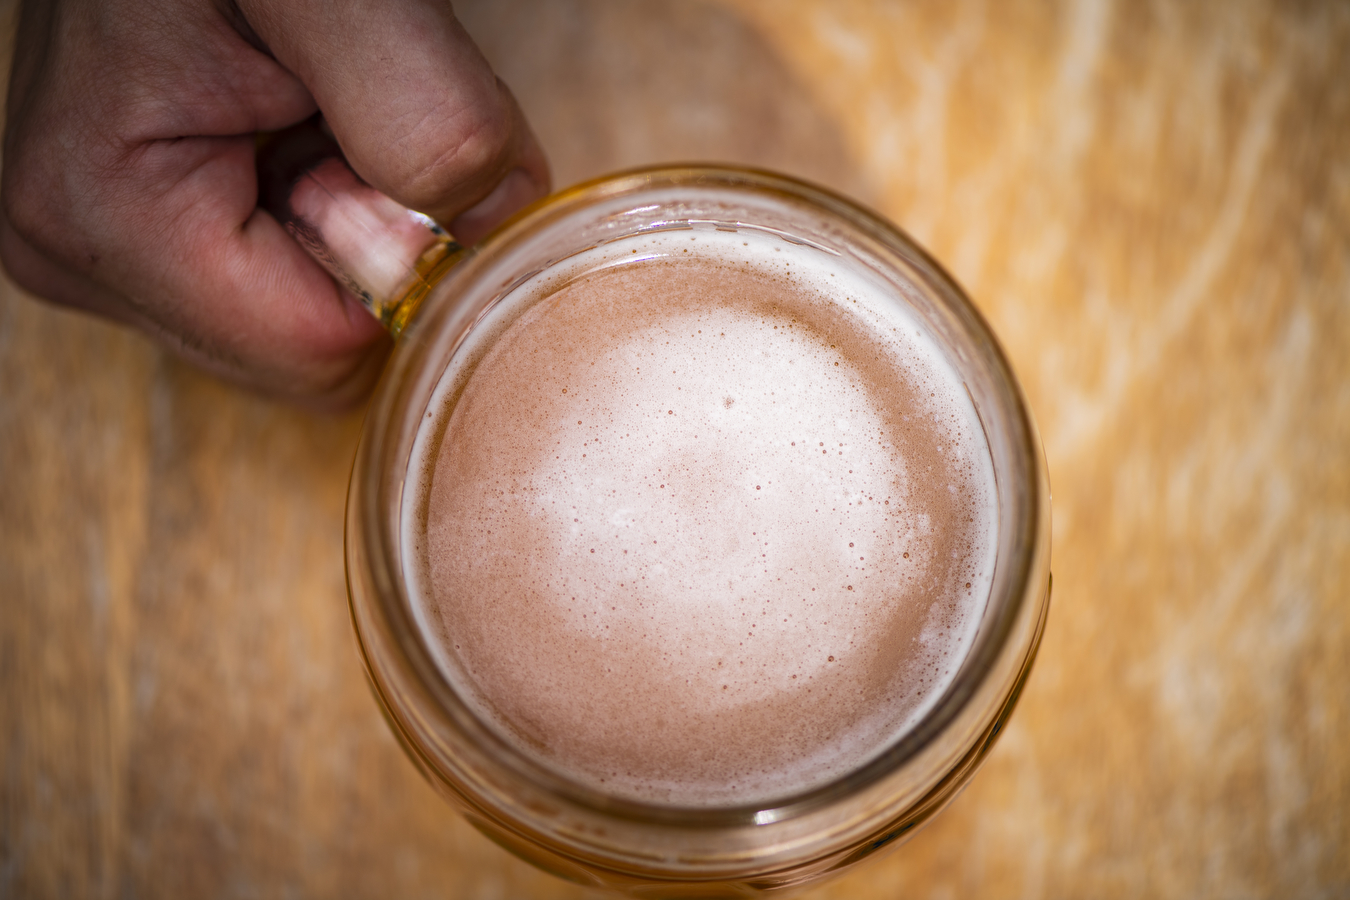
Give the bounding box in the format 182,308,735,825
1,0,550,407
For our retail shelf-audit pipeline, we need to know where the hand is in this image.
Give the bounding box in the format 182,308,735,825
0,0,550,407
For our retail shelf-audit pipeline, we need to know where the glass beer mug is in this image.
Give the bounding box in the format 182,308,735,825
262,123,1051,898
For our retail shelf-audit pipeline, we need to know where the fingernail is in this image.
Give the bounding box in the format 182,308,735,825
449,168,545,245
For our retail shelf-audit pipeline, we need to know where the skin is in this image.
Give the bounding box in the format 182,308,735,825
0,0,551,407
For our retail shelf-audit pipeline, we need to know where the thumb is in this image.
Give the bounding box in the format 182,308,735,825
239,0,550,244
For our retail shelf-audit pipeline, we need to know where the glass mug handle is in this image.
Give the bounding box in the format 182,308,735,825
256,119,462,336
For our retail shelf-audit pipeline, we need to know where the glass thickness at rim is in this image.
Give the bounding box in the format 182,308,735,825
353,165,1050,831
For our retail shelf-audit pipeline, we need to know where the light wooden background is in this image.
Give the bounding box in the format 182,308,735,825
2,1,1347,897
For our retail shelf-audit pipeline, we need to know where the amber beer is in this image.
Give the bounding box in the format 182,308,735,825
404,224,998,809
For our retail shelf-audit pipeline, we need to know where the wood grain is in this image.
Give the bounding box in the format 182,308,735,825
2,1,1347,897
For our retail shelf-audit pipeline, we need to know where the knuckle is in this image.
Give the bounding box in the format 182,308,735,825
1,152,60,251
396,97,514,207
0,215,42,293
2,112,121,272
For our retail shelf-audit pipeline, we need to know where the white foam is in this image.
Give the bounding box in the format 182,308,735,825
403,227,997,807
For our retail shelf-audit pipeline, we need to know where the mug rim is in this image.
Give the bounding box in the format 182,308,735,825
350,163,1051,831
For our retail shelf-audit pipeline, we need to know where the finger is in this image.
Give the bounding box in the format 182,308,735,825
2,201,385,410
108,134,392,405
237,0,551,238
2,0,389,406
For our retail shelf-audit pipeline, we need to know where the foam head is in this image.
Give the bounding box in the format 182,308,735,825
405,228,997,807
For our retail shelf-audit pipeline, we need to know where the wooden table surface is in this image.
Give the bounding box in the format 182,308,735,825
3,1,1347,897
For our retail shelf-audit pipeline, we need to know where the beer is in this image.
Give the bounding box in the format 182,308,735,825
403,226,998,808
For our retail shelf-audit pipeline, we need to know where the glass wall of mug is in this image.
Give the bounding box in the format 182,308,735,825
344,168,1051,896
